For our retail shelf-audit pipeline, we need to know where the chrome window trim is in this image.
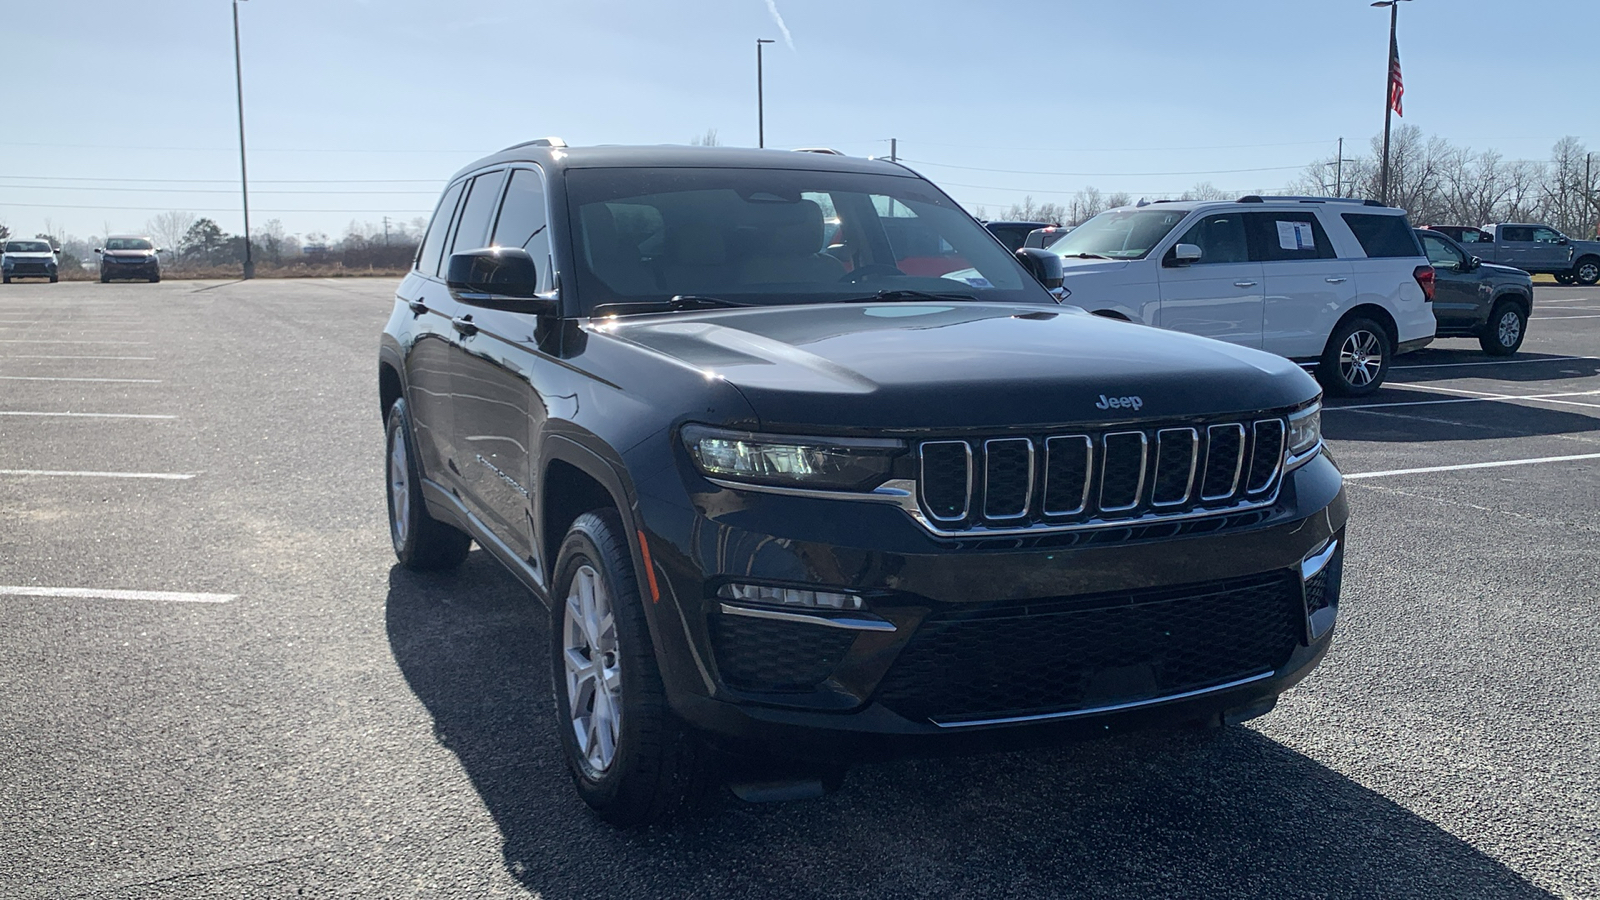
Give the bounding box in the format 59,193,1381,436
1247,419,1286,495
981,437,1035,520
1042,434,1092,516
1201,423,1247,501
919,440,973,522
930,670,1276,728
1151,427,1199,508
718,602,896,633
1098,431,1148,513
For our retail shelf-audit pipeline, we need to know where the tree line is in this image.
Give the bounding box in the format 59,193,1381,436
979,130,1600,239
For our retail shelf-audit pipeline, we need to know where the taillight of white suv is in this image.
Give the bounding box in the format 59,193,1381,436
1414,265,1436,301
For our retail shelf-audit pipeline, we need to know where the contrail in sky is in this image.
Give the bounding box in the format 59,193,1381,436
764,0,795,49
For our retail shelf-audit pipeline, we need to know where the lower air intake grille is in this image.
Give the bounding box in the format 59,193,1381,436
708,613,857,693
875,571,1302,723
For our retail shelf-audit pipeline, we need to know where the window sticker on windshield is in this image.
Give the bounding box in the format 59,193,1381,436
1277,221,1315,251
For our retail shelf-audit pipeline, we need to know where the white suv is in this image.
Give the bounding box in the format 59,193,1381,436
1044,196,1436,396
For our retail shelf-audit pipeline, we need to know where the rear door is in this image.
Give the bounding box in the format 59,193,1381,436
1155,212,1264,348
404,179,467,486
1248,210,1355,359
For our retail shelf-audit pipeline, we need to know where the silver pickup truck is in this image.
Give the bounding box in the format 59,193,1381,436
1423,223,1600,285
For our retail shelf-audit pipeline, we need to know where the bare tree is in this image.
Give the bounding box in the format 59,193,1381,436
690,128,720,147
1103,192,1133,210
1002,196,1067,223
1180,181,1230,201
147,211,197,255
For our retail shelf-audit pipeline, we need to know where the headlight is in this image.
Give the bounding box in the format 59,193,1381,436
683,425,904,491
1287,401,1322,465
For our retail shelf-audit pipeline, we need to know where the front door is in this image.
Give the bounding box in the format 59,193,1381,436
1527,226,1571,273
1156,213,1264,348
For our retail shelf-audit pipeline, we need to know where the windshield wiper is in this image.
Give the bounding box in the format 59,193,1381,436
838,289,982,303
1061,252,1111,260
591,294,753,316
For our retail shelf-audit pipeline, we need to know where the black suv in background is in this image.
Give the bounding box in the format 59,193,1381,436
379,141,1348,825
95,235,162,283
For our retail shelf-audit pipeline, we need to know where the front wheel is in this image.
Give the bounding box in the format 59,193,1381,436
1573,257,1600,287
552,509,710,826
1317,316,1392,397
385,398,471,570
1479,301,1526,356
49,274,59,283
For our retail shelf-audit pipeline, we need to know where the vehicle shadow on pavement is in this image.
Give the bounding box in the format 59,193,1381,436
1389,349,1600,384
386,554,1554,900
1324,393,1600,443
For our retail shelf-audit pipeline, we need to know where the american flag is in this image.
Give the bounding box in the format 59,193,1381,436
1388,33,1404,117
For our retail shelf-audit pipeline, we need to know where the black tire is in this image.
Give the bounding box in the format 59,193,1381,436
1573,257,1600,287
150,276,161,283
1,276,9,285
385,398,471,570
100,275,111,284
49,274,59,283
1478,301,1527,356
1317,316,1392,397
551,509,710,827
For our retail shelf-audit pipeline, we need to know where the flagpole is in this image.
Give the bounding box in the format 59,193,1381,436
1379,1,1399,206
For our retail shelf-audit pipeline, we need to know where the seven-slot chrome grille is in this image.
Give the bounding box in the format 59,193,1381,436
917,417,1286,534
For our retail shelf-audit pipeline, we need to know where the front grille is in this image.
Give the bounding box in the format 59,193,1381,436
707,613,857,693
10,262,49,274
916,415,1286,533
875,571,1303,723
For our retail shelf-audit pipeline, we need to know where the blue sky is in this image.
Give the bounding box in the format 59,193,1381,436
3,0,1596,242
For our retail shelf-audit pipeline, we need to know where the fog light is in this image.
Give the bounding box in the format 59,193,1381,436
717,583,864,611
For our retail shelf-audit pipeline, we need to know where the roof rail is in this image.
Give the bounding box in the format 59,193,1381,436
792,147,844,155
1237,194,1381,206
500,136,568,152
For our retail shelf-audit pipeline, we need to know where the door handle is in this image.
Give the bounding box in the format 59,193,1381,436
1234,281,1258,288
1325,277,1347,284
405,298,427,315
451,315,478,336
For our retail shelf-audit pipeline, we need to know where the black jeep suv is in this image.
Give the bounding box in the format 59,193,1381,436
378,141,1348,825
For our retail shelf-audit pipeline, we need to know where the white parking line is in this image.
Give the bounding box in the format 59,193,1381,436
0,355,156,361
1400,384,1600,410
0,469,194,480
0,586,235,603
0,376,162,383
1532,314,1600,320
1330,388,1600,412
1345,452,1600,480
1391,355,1599,370
0,411,175,419
0,339,149,345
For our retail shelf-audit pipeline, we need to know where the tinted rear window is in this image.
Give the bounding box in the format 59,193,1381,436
1341,213,1422,258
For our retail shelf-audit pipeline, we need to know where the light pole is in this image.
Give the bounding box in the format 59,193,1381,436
1371,0,1410,207
233,0,254,279
756,38,774,148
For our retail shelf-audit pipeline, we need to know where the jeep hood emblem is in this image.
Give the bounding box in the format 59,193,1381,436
1096,394,1143,411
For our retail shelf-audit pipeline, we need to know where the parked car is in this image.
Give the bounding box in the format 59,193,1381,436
1415,228,1533,355
1420,225,1491,246
983,220,1057,252
1429,223,1600,285
1039,196,1436,396
1023,224,1074,249
1,239,60,283
95,235,163,283
379,141,1347,825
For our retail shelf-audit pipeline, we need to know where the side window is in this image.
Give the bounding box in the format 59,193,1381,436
417,180,466,277
447,170,507,259
1499,226,1533,242
1341,213,1423,258
1419,233,1463,268
1244,212,1336,261
491,168,552,291
1172,214,1248,265
1532,227,1564,243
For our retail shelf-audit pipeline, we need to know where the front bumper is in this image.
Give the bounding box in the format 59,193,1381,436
102,259,159,278
635,452,1348,760
3,262,57,277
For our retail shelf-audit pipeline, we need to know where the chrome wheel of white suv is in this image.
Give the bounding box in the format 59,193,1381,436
1339,329,1384,388
1318,316,1392,397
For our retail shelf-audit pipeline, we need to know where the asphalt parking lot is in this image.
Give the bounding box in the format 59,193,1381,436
1,279,1596,899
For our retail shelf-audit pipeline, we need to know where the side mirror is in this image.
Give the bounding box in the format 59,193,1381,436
93,248,103,254
1557,237,1569,245
447,247,556,314
1165,243,1203,267
1466,256,1482,272
1015,248,1064,293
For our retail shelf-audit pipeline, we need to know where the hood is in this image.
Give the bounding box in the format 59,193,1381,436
597,302,1317,433
104,250,156,259
1479,261,1531,279
1571,239,1600,255
3,250,56,260
1058,257,1133,275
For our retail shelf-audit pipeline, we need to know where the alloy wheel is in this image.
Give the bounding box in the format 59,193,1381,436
564,563,623,773
1339,330,1383,387
1497,310,1522,348
1579,261,1600,284
388,426,410,549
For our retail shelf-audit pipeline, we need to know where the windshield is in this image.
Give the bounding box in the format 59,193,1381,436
1048,208,1189,260
563,167,1049,314
5,241,52,253
106,238,153,251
